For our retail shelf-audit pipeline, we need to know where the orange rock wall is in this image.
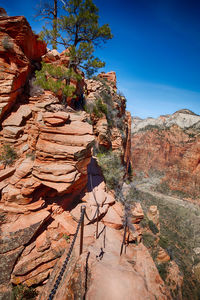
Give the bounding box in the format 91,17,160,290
132,126,200,199
0,16,46,121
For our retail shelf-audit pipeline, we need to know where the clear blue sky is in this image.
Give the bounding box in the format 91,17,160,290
3,0,200,118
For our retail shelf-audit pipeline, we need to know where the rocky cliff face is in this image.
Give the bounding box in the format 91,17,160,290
131,109,200,201
85,74,131,175
0,15,46,122
0,14,171,300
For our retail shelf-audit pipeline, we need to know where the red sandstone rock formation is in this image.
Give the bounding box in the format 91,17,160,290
39,161,171,300
132,111,200,200
98,71,117,89
85,77,131,175
0,14,172,300
0,16,46,121
0,35,94,295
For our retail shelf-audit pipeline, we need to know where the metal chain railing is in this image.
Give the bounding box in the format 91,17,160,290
47,205,86,300
89,174,100,238
84,206,98,223
120,215,128,256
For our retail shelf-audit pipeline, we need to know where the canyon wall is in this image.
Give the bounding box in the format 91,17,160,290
131,109,200,201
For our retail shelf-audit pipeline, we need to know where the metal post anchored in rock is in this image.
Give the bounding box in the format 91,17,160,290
80,205,86,255
120,217,127,256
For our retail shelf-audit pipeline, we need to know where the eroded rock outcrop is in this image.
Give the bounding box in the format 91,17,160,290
0,15,46,121
0,94,95,297
98,71,117,89
0,40,95,297
85,75,131,175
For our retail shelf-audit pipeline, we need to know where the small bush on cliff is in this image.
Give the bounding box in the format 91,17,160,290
63,233,70,243
142,232,156,248
35,62,82,102
148,220,159,234
156,262,170,281
2,36,14,51
12,284,38,300
84,98,108,118
0,144,17,166
159,235,169,249
96,151,125,192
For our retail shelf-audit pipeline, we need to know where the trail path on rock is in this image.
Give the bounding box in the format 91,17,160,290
39,160,170,300
136,182,200,212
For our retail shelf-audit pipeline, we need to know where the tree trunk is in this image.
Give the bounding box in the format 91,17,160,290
52,0,58,49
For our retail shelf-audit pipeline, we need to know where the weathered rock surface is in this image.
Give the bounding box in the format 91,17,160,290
156,247,170,263
85,77,131,175
0,16,46,120
98,71,117,89
132,110,200,200
166,261,183,299
0,21,94,292
0,210,50,254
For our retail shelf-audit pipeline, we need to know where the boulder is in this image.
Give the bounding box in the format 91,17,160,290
0,210,50,253
53,211,78,235
156,247,170,263
98,71,117,89
36,231,51,252
0,167,15,181
42,49,60,63
102,204,123,230
2,105,32,127
131,203,144,223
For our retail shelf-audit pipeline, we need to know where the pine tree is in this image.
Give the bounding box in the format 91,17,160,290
37,0,113,76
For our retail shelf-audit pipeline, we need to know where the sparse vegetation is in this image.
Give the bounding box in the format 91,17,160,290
148,220,159,234
156,262,170,281
35,63,82,103
128,185,200,299
26,151,36,161
142,232,156,248
138,124,162,132
84,78,127,141
12,284,38,300
156,181,193,199
84,98,108,118
96,151,125,193
0,144,17,166
158,235,169,249
63,233,70,243
92,76,110,89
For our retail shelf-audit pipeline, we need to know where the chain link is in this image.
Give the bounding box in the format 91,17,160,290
47,207,85,300
84,206,98,222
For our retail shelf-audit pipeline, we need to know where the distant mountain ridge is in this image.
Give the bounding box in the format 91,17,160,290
132,109,200,134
